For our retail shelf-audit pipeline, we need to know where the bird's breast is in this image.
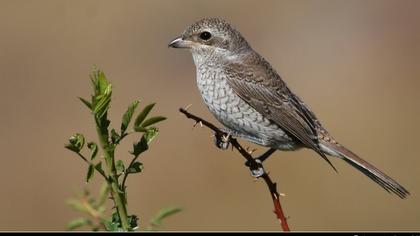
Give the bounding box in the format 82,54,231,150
195,67,298,150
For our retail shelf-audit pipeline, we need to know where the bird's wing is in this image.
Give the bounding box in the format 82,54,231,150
225,59,335,169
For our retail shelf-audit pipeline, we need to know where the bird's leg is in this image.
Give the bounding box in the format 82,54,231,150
257,148,277,163
214,131,231,150
244,148,276,177
213,127,277,177
245,158,265,177
213,128,238,150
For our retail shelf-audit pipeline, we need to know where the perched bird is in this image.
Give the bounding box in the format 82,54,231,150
169,17,409,198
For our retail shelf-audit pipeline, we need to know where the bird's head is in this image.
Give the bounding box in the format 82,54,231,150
169,18,251,66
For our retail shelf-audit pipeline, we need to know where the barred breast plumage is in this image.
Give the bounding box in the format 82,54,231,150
196,64,300,151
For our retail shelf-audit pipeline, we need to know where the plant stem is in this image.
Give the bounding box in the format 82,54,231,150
96,125,130,231
110,181,129,229
121,153,139,191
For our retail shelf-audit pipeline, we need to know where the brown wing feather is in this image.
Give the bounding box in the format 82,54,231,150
225,58,336,170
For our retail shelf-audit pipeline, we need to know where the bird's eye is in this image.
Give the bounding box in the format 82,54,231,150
199,31,212,41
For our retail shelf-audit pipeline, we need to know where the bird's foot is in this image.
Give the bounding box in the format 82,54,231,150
245,158,265,177
213,128,235,150
244,148,276,177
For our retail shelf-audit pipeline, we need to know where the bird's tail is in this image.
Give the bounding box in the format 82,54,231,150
319,140,409,199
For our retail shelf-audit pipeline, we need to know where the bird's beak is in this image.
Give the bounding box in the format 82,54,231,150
168,36,192,49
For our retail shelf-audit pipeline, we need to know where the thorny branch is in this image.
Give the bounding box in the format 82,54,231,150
179,107,290,231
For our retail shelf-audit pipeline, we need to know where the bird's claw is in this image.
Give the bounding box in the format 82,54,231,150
214,132,231,150
214,128,237,150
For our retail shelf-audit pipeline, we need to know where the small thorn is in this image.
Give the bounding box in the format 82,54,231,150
184,104,192,110
279,193,287,197
199,121,203,128
248,148,257,155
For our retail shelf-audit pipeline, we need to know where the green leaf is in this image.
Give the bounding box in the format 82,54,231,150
103,211,127,231
111,211,120,223
143,127,159,144
134,126,147,132
90,68,112,121
127,161,143,174
65,133,85,153
97,71,109,95
116,160,125,174
78,97,92,110
95,116,110,139
94,162,104,175
104,220,120,232
90,68,109,96
121,100,140,135
130,138,148,158
94,162,103,171
149,206,183,229
129,128,159,158
111,211,125,228
86,164,95,183
128,215,139,230
67,218,92,230
93,89,111,121
134,103,155,129
87,142,98,160
111,129,121,144
141,116,166,128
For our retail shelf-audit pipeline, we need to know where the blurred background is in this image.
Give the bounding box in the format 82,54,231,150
0,0,419,231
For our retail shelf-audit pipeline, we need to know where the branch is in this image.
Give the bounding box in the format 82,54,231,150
179,107,290,231
121,153,139,191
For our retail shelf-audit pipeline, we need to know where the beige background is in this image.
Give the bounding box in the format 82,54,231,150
0,0,419,231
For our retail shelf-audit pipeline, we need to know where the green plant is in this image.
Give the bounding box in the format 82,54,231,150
65,67,180,231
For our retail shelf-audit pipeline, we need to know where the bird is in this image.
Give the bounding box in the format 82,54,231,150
168,17,409,198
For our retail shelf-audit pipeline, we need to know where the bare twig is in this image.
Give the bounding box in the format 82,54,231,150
179,107,290,231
